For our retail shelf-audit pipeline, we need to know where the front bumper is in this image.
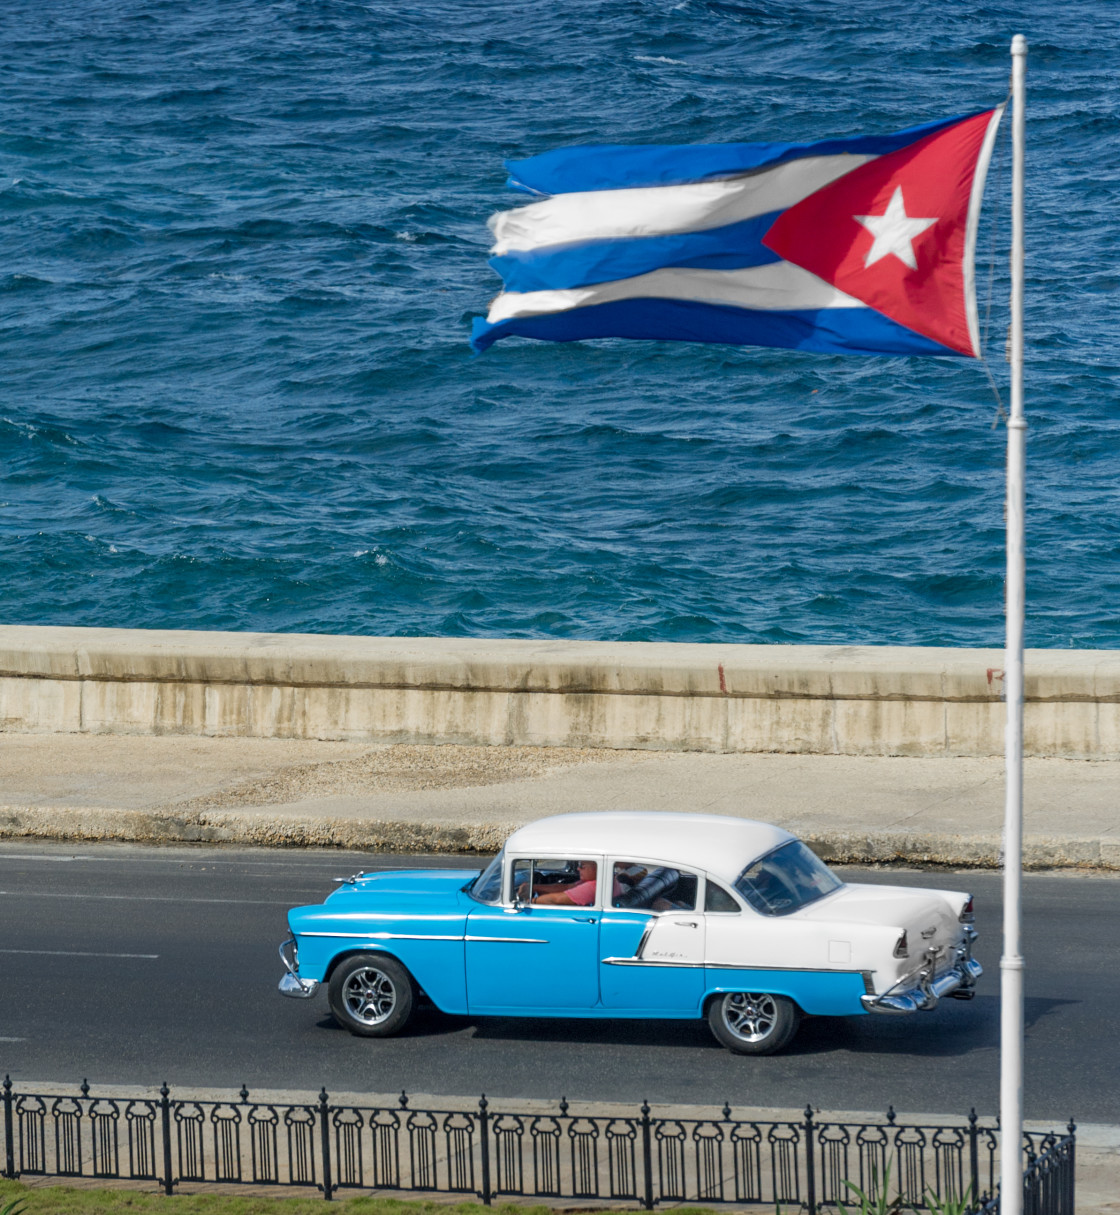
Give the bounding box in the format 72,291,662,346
278,936,320,1000
861,926,981,1015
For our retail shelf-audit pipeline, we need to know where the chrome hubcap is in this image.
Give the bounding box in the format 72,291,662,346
722,992,777,1042
342,967,397,1025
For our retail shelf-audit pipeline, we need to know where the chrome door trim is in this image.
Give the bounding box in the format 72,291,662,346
635,918,657,958
464,935,549,944
706,960,876,974
602,957,877,974
300,931,462,941
601,957,704,968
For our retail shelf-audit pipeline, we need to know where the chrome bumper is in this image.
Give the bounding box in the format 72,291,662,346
278,936,319,1000
861,926,981,1015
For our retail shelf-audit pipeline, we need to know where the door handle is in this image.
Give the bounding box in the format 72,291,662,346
573,916,598,923
678,921,698,928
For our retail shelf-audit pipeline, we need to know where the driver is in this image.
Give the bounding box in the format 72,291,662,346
519,861,621,906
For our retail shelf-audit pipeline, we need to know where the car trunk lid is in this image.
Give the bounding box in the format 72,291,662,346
798,882,961,951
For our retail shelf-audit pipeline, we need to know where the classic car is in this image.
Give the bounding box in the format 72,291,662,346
278,811,980,1054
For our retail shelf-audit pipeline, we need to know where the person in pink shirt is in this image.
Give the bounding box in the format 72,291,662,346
520,860,621,906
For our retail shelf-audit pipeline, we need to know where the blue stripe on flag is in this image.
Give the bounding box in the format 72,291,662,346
505,112,981,195
471,299,960,357
489,214,783,293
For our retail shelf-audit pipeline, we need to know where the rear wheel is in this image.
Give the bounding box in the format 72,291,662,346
328,954,415,1037
707,992,800,1055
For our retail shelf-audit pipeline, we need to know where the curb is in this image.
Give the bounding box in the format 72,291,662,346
1,805,1117,869
0,1080,1095,1134
4,1080,1096,1141
0,805,514,854
802,829,1120,870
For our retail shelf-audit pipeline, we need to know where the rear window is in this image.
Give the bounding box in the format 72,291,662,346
734,841,843,917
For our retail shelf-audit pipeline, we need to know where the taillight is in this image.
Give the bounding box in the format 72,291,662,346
893,931,909,959
959,896,975,923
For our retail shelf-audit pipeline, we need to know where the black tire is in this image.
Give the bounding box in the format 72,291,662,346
707,992,800,1055
327,953,415,1037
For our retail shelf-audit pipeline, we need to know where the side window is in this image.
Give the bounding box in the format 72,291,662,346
511,858,599,906
612,862,698,912
705,879,740,913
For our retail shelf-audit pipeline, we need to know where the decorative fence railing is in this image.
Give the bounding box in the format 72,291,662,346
0,1077,1074,1213
969,1129,1076,1215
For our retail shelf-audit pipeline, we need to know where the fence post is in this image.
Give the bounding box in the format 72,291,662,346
640,1100,654,1211
159,1082,174,1196
803,1105,816,1215
319,1088,333,1201
1066,1117,1077,1215
478,1094,492,1205
3,1074,14,1180
968,1107,980,1205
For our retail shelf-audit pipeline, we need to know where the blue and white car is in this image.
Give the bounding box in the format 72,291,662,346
279,811,980,1055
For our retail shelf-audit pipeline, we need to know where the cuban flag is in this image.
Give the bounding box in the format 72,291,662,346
472,108,1004,359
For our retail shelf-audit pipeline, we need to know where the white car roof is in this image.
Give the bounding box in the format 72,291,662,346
502,812,795,885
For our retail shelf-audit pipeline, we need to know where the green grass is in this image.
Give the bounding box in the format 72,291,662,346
0,1186,719,1215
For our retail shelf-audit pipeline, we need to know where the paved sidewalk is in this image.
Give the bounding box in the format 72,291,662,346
1,733,1118,867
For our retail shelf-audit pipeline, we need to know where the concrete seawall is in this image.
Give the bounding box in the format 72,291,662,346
2,624,1119,758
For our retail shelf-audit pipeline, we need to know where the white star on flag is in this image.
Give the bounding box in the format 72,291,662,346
854,187,938,270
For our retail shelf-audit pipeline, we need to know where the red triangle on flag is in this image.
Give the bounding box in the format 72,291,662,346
762,110,999,357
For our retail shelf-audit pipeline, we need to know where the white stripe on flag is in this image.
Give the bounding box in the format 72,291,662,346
489,153,874,253
485,261,863,324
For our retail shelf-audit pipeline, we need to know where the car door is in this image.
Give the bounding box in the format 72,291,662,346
464,855,601,1014
598,860,705,1012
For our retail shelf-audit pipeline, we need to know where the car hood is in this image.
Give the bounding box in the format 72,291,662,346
797,882,963,946
322,868,480,906
288,869,480,933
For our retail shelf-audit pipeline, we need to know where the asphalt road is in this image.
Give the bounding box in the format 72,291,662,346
0,841,1113,1121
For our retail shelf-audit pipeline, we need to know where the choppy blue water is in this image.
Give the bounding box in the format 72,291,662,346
2,1,1118,647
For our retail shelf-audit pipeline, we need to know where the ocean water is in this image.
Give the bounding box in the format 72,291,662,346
2,0,1118,648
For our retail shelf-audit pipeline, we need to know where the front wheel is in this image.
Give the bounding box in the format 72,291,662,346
327,954,415,1037
707,992,800,1055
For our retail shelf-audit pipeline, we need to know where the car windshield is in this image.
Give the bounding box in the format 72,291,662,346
733,841,843,917
468,850,504,904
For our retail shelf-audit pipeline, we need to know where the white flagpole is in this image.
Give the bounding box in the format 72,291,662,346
1000,32,1027,1215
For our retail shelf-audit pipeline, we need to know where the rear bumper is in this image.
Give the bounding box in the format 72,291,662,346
278,936,320,1000
861,926,981,1015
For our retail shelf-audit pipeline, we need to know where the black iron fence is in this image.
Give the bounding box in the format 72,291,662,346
1019,1133,1076,1215
970,1129,1076,1215
0,1076,1074,1213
